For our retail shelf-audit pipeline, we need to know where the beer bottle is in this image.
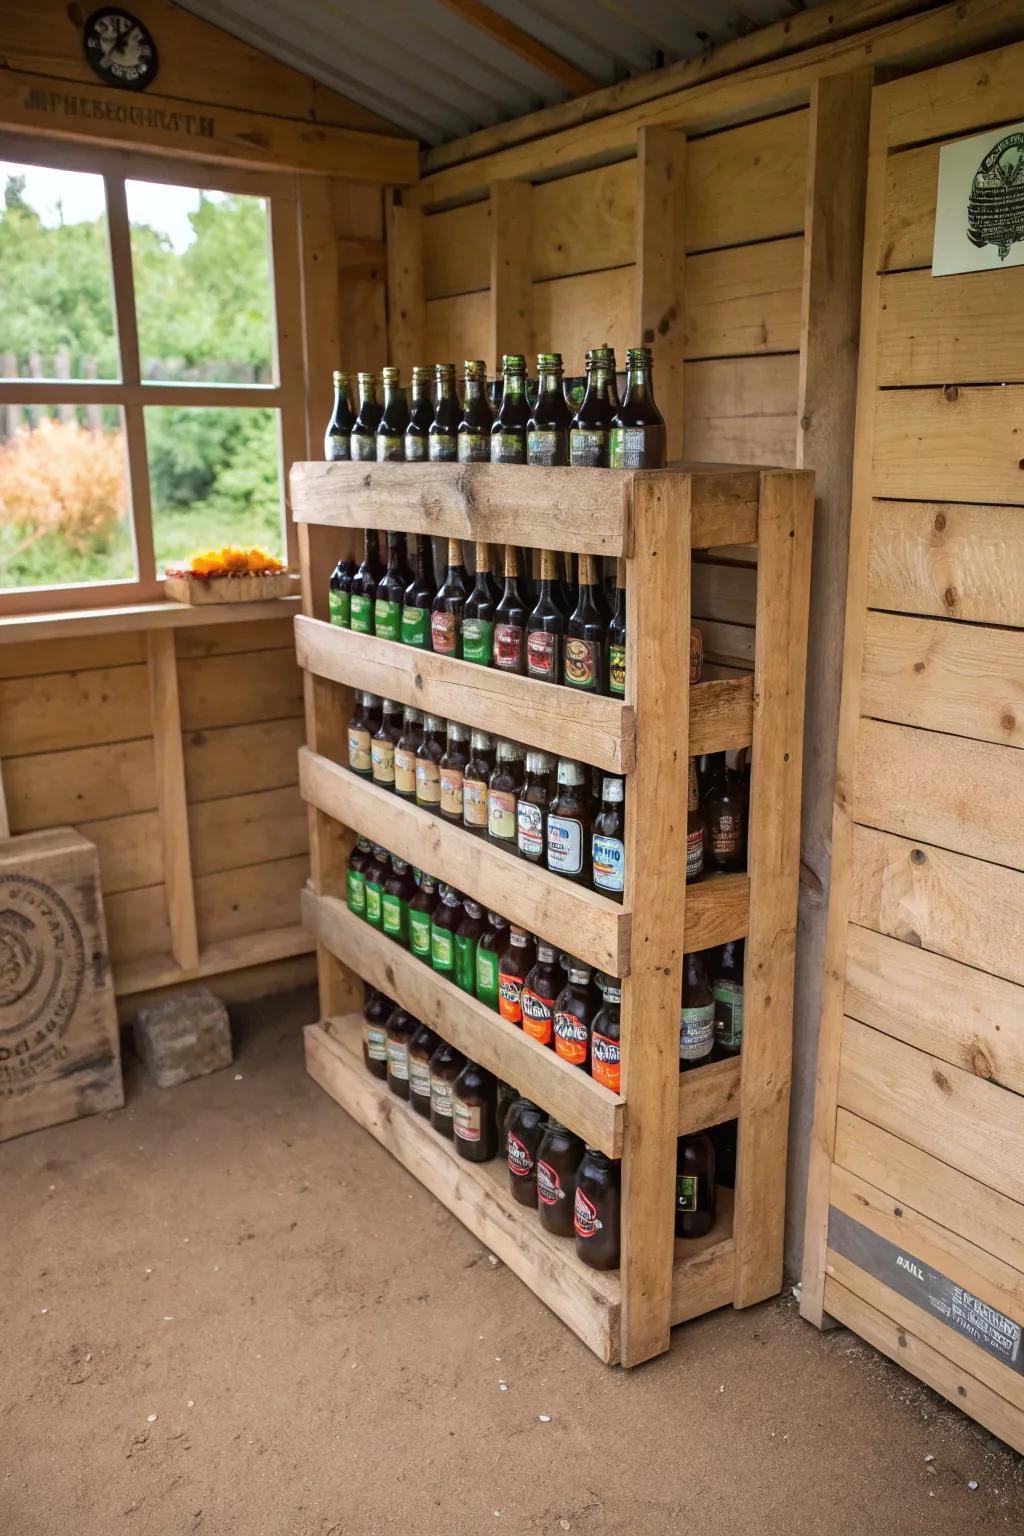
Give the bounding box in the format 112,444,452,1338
491,354,528,463
439,720,470,824
516,749,553,864
687,758,706,884
453,1060,498,1161
362,984,391,1079
407,1021,440,1118
496,1079,518,1148
363,843,389,931
675,1133,717,1239
546,758,592,884
525,550,566,682
488,739,525,851
408,871,438,965
592,775,625,901
430,883,462,978
405,364,433,462
349,528,383,635
690,625,703,685
704,758,748,873
712,939,744,1057
376,366,408,462
536,1119,584,1238
498,925,535,1026
374,532,412,641
346,835,372,919
475,909,508,1011
554,958,597,1070
591,975,621,1093
394,707,423,800
697,750,727,803
462,542,497,665
564,553,607,692
415,713,445,811
506,1095,546,1205
521,939,560,1048
609,346,665,469
328,555,356,627
680,950,715,1069
349,371,381,463
325,369,354,461
455,896,485,993
429,1039,465,1139
574,1148,621,1270
462,729,494,837
363,692,383,737
370,697,402,791
401,534,437,648
569,346,619,468
429,363,459,462
431,538,470,656
346,691,374,778
458,359,492,463
385,1005,418,1098
527,353,572,466
382,854,415,946
607,560,626,698
492,545,528,674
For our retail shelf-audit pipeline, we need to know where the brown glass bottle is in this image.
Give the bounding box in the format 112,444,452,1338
498,925,535,1026
376,366,408,462
415,713,446,811
536,1119,584,1238
574,1148,621,1270
546,758,593,884
697,751,727,804
458,360,492,464
520,938,560,1048
492,545,528,674
607,560,626,698
381,854,415,946
385,1005,418,1098
430,883,462,979
370,697,402,792
408,871,438,965
404,364,433,463
452,1060,498,1161
592,774,625,900
516,750,553,864
488,740,525,852
686,758,706,884
506,1095,546,1206
475,909,507,1011
569,346,619,468
347,691,374,778
349,371,381,463
680,950,715,1070
704,760,748,873
495,1080,517,1148
564,554,607,693
460,542,497,666
429,1039,465,1139
712,939,745,1057
590,975,621,1093
675,1133,717,1239
609,346,665,469
462,729,493,837
527,353,572,466
525,550,566,682
490,354,528,463
362,984,391,1079
431,538,469,656
394,707,423,801
374,531,412,641
363,843,389,931
428,362,459,462
407,1021,440,1117
325,369,354,461
554,958,597,1071
439,720,470,824
349,527,383,635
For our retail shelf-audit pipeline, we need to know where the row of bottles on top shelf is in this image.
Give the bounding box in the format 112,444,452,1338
346,844,746,1076
325,347,665,470
362,984,732,1272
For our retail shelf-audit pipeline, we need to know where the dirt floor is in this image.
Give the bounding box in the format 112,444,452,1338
2,987,1022,1536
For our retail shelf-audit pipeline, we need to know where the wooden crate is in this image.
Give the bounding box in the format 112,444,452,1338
292,459,812,1366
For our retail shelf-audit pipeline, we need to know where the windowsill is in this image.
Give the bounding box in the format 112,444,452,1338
0,590,300,643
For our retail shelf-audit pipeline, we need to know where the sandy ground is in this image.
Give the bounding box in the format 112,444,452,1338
2,987,1022,1536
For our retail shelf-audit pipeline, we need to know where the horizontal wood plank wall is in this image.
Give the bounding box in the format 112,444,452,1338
801,42,1024,1455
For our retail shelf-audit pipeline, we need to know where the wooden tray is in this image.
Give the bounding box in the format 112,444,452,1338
164,572,292,605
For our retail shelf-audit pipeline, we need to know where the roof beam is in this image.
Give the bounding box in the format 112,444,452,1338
432,0,601,95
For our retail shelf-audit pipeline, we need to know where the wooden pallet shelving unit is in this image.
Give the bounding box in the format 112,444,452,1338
292,459,812,1367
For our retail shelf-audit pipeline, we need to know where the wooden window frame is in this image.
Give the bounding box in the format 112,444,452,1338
0,132,306,617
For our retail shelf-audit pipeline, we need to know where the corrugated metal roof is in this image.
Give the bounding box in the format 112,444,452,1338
182,0,822,146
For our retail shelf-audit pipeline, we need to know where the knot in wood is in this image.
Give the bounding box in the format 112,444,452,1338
933,512,946,532
970,1045,994,1079
943,384,959,403
910,848,926,866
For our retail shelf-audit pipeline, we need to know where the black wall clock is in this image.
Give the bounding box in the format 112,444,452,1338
83,9,159,91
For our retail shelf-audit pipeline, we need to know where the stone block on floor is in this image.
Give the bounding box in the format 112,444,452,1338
133,988,232,1088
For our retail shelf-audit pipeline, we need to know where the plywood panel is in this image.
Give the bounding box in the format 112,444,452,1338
685,238,802,359
866,499,1024,626
877,267,1024,386
188,786,307,877
177,649,303,732
80,810,163,895
0,665,150,756
531,267,634,375
4,738,157,831
850,824,1024,987
104,884,170,964
879,142,937,272
424,290,490,369
873,386,1024,505
532,160,635,281
0,631,146,678
687,111,807,253
684,355,799,466
423,201,490,299
175,616,296,659
183,717,305,802
196,853,308,945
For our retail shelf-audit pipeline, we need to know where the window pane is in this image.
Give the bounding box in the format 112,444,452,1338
0,161,118,382
145,406,284,571
0,408,134,590
128,183,275,385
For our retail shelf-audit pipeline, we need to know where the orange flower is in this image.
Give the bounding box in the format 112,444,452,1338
166,544,287,579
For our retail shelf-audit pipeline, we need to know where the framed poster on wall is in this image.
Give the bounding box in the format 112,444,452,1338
933,122,1024,275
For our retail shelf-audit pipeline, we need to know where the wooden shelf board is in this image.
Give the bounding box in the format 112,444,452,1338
295,614,636,775
678,1056,741,1136
113,922,313,996
671,1187,736,1326
305,1017,623,1364
689,676,754,755
305,890,623,1156
685,872,750,949
0,593,300,644
299,748,630,978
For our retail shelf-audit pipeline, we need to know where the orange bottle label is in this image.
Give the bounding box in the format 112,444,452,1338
554,1010,588,1066
498,971,523,1024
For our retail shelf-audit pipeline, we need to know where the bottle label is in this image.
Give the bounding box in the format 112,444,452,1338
569,427,608,468
454,932,476,992
554,1011,588,1066
377,434,405,463
431,609,458,655
350,593,373,634
440,766,464,818
348,726,371,775
365,1024,387,1062
476,946,499,1009
430,1078,453,1119
488,788,517,843
564,637,598,691
517,800,544,860
608,643,626,697
521,986,554,1046
458,431,489,463
409,908,432,959
431,927,454,972
527,429,564,467
536,1160,563,1206
328,588,350,627
381,892,406,941
463,776,489,829
401,604,429,648
609,426,659,470
490,431,524,464
325,434,350,462
374,598,402,641
461,617,494,666
350,433,376,463
429,432,457,462
409,1057,431,1099
405,434,427,463
415,759,441,807
547,815,583,876
592,834,625,893
526,628,557,679
493,623,524,671
365,882,382,927
386,1038,409,1078
346,868,366,917
680,1004,715,1062
714,980,744,1050
453,1096,482,1142
676,1174,699,1214
574,1186,600,1239
686,826,705,881
394,747,417,797
711,813,744,857
498,971,524,1025
591,1030,621,1092
508,1133,534,1178
371,738,395,785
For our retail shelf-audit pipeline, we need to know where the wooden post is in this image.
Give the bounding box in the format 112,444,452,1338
146,630,199,971
104,174,156,584
0,759,10,840
635,127,686,459
386,193,426,380
489,180,534,376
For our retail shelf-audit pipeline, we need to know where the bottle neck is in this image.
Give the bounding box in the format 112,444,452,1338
386,532,406,570
537,368,563,398
363,529,378,564
463,377,484,402
446,538,464,571
624,366,654,405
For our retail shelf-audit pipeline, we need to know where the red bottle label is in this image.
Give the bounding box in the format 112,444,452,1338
508,1134,533,1178
498,971,524,1024
431,609,458,654
526,629,556,679
574,1186,599,1239
554,1011,588,1066
536,1160,562,1206
493,623,524,670
521,986,555,1046
591,1031,621,1093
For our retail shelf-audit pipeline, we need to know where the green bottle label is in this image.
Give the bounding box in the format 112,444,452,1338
713,980,745,1050
461,616,494,665
405,434,427,462
377,434,405,462
676,1175,698,1213
350,593,373,634
609,642,626,697
401,604,429,648
429,432,457,463
527,429,565,467
490,431,524,464
409,908,432,960
454,933,477,992
325,433,350,462
365,881,382,928
350,433,376,463
431,925,454,973
328,588,350,627
374,597,402,641
609,426,657,469
458,431,489,464
476,947,499,1011
346,868,366,917
569,427,609,468
381,892,407,943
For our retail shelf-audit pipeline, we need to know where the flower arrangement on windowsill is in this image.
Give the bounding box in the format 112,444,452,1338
164,545,291,605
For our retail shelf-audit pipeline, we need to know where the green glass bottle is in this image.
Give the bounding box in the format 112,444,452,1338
527,353,572,466
325,370,354,461
346,835,372,918
454,897,485,993
349,372,381,463
491,354,528,463
374,531,412,641
458,360,493,464
405,365,433,462
376,366,409,462
429,363,459,462
609,346,666,469
569,347,619,468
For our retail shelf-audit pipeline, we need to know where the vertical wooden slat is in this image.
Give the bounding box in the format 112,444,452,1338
146,630,199,971
619,471,691,1366
386,193,426,379
0,760,10,840
334,180,388,371
271,177,308,568
490,180,534,375
104,174,156,583
636,128,686,459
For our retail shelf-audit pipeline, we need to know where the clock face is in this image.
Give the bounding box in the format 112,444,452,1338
83,9,159,91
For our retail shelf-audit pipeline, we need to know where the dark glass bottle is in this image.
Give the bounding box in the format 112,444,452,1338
453,1060,497,1161
712,939,745,1057
607,560,626,698
385,1006,418,1098
491,354,528,463
404,365,433,463
564,553,607,693
347,691,374,778
591,975,621,1093
414,713,445,812
574,1148,621,1270
675,1133,717,1239
488,739,525,853
546,758,593,885
328,555,356,628
363,843,389,931
536,1120,584,1238
498,924,535,1026
429,1039,465,1139
475,909,508,1011
569,346,619,468
525,549,565,682
554,957,597,1071
362,984,391,1079
349,371,381,463
520,938,560,1048
431,538,470,656
430,883,462,978
458,359,492,464
401,534,437,649
680,950,715,1070
609,346,665,469
454,896,485,994
376,366,408,462
439,720,470,824
704,761,749,873
462,729,493,838
429,362,459,462
687,758,706,885
712,1120,738,1190
592,774,625,901
408,871,438,965
527,353,572,466
496,1079,517,1147
506,1095,546,1206
374,531,412,641
325,369,354,460
346,835,372,920
516,749,553,864
370,697,402,792
697,751,727,804
394,706,423,801
492,545,528,674
461,542,497,666
381,854,416,946
349,528,383,635
407,1021,440,1117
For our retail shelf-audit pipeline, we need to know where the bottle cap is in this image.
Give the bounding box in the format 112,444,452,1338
525,749,551,774
589,346,616,368
626,347,653,367
568,960,592,984
362,691,381,707
403,706,423,725
556,758,585,785
420,872,438,890
463,898,483,917
357,371,378,387
411,365,432,382
510,926,529,946
463,360,486,380
381,366,400,385
536,352,563,370
332,369,348,386
486,910,506,925
381,697,400,713
470,729,493,751
355,835,371,851
502,354,527,373
536,942,556,963
446,721,469,741
434,362,455,379
496,739,525,762
442,885,462,905
602,776,625,802
423,713,445,731
371,843,387,858
391,855,408,872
